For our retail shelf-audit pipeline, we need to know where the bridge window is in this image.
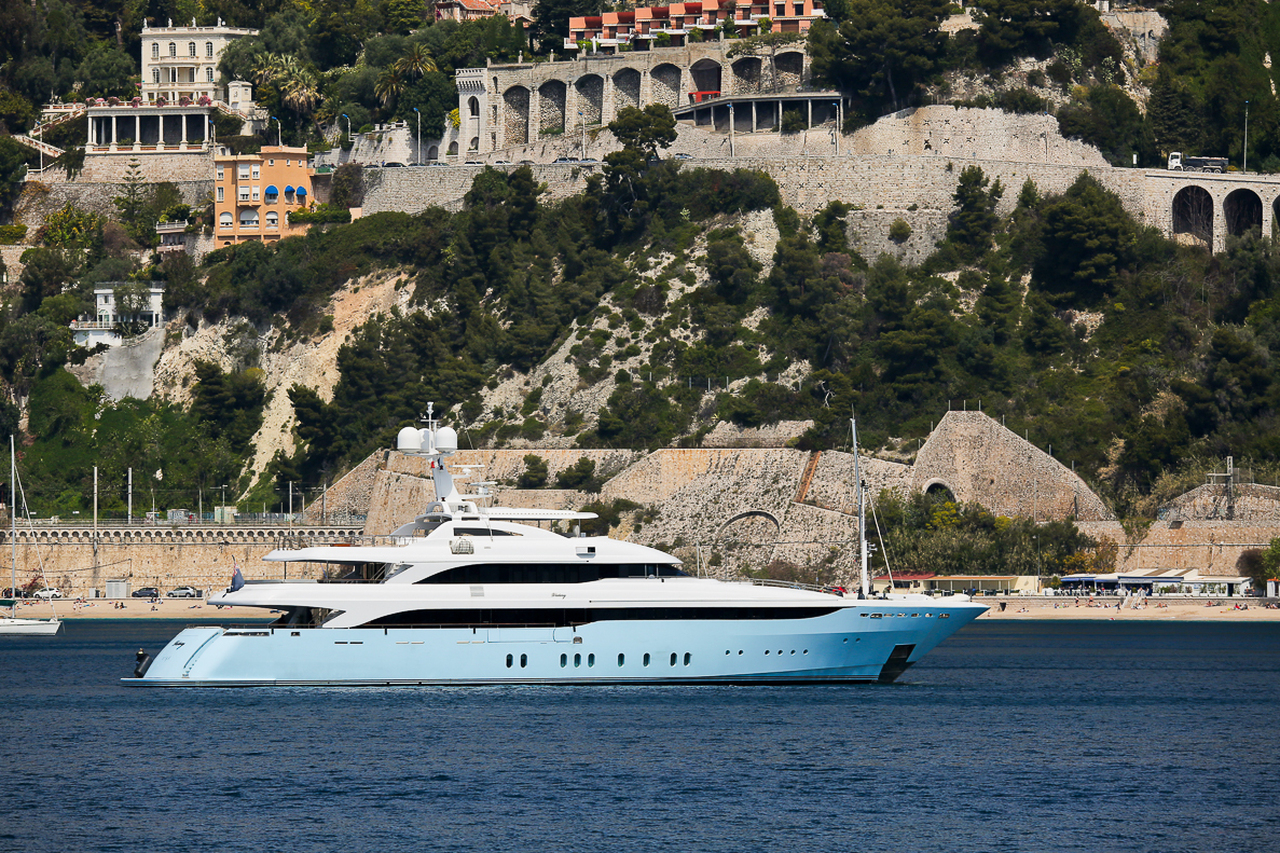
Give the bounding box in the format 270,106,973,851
1224,188,1263,239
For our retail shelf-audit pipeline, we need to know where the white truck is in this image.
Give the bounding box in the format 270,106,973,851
1168,152,1228,173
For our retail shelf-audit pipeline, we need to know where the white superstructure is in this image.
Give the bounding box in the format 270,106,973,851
125,409,985,686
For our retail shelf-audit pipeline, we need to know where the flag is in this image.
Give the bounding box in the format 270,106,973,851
230,561,245,592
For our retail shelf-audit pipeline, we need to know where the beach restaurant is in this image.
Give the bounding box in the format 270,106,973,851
1059,569,1254,597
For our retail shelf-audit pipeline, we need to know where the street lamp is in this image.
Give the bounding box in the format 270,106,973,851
1244,100,1250,174
412,107,420,165
272,115,281,147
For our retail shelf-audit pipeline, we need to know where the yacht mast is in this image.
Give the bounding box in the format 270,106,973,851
851,417,869,598
9,436,15,617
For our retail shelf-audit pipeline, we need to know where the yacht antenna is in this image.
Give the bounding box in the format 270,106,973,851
851,416,869,598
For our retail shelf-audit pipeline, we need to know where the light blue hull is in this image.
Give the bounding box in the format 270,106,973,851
124,602,986,687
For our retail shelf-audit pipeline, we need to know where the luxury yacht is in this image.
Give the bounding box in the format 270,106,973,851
125,411,986,687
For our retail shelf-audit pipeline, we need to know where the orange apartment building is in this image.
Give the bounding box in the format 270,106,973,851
213,145,313,247
566,1,825,51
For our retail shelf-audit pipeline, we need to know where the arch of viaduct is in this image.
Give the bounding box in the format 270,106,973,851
457,44,809,155
1142,172,1280,253
5,525,363,546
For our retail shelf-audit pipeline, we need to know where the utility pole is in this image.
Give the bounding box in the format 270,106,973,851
1244,100,1250,173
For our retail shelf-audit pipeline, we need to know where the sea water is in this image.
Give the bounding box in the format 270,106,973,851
2,619,1277,852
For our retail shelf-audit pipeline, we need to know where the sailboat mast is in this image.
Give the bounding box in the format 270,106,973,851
10,436,16,617
851,417,869,598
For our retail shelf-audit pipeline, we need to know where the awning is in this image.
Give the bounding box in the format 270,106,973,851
265,184,278,194
295,186,307,196
284,185,295,193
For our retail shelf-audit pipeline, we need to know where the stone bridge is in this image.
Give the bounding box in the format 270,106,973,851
1142,170,1280,253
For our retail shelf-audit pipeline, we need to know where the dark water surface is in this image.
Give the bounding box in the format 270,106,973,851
2,619,1277,852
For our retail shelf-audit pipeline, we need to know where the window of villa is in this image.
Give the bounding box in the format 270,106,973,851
266,211,278,227
169,43,176,57
189,42,196,56
251,165,260,179
152,69,160,84
216,166,224,180
219,212,233,228
207,68,214,82
216,187,224,202
239,210,258,226
206,42,214,57
151,44,159,58
238,164,250,179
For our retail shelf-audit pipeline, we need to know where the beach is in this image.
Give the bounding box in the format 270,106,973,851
11,595,1280,621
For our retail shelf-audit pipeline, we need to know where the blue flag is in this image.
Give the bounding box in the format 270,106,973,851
230,563,245,591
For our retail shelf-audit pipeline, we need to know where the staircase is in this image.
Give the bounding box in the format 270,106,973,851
13,134,65,159
793,451,821,504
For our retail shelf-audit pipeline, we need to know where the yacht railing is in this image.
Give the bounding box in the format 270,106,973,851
732,577,842,594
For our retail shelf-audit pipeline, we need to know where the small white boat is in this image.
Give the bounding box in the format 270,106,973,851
0,613,62,635
1,438,61,636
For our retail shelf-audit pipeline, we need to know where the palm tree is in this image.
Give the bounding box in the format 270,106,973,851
250,53,285,88
278,58,321,115
394,43,437,79
375,68,405,108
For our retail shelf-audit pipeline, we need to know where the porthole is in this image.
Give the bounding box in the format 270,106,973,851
643,653,650,667
669,652,677,666
790,650,795,656
574,653,581,668
505,654,513,668
520,653,527,668
618,653,625,667
765,650,770,656
777,650,783,656
803,649,809,655
843,638,848,644
725,650,730,655
738,650,743,656
560,653,567,668
683,652,691,666
588,653,595,667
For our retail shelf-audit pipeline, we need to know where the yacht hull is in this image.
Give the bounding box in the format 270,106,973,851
123,601,986,687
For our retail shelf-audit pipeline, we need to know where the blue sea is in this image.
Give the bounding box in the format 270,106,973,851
2,619,1277,853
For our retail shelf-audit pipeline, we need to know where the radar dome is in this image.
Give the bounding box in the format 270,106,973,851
396,426,422,452
434,426,458,454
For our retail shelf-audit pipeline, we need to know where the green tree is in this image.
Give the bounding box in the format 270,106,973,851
1146,66,1202,155
75,43,136,100
809,0,950,120
608,104,678,161
971,0,1077,65
113,280,151,339
112,159,149,243
518,453,548,488
1032,173,1137,307
947,165,1003,263
531,0,605,53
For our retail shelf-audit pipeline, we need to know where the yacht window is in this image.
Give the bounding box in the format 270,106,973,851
670,653,677,666
505,654,513,668
574,653,581,668
520,653,527,668
684,652,692,666
617,653,625,667
588,653,595,667
643,653,650,667
451,527,521,536
560,653,567,667
362,605,839,628
418,562,687,585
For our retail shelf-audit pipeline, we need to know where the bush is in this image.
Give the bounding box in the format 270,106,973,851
289,204,353,225
889,218,912,244
0,225,28,244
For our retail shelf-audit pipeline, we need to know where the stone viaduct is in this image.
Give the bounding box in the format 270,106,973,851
458,41,810,155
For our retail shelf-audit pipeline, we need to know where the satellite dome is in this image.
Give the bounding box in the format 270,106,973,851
434,426,458,454
396,426,422,452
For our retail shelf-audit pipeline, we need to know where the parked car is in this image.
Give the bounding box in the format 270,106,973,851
167,586,199,599
463,160,483,165
132,587,160,598
3,587,31,599
672,152,693,160
33,587,63,600
428,161,449,167
493,159,511,165
553,156,578,164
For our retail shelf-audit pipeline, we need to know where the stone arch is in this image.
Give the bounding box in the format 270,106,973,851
651,63,682,110
921,478,957,503
1172,185,1213,248
716,509,781,541
538,79,566,136
574,74,604,126
690,58,722,96
447,140,459,156
775,52,804,89
503,85,530,146
731,57,763,95
427,144,438,160
469,136,479,151
1225,187,1263,238
613,68,640,112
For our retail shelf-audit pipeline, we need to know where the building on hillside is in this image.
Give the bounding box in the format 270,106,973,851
565,1,825,52
435,0,534,26
140,19,258,107
71,284,165,348
213,145,313,247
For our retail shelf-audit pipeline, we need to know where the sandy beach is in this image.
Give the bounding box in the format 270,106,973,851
10,596,1280,622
